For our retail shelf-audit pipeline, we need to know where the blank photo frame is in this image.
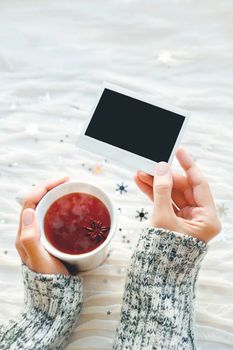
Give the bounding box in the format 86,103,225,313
77,83,189,175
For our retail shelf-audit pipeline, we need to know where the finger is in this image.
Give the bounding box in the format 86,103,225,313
136,171,189,209
22,175,70,209
176,147,215,208
184,187,196,206
134,175,154,201
20,208,39,242
136,171,153,187
17,176,69,239
137,170,189,192
176,206,200,220
172,172,189,192
20,209,44,262
171,189,189,209
21,210,69,274
137,172,180,214
15,238,27,263
153,162,175,218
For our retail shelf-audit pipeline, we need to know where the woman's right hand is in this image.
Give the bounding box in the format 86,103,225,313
134,148,221,243
15,176,70,275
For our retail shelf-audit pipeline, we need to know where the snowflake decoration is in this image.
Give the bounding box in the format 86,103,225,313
217,203,228,217
83,219,110,242
10,103,16,111
116,182,128,194
25,123,39,136
135,208,148,222
158,50,172,64
38,92,50,103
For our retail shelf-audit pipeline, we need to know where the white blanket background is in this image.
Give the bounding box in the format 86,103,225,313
0,1,232,349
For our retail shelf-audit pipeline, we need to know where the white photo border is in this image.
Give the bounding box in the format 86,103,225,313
77,82,189,176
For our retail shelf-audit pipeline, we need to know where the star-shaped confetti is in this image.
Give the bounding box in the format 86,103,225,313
25,123,39,136
116,182,128,194
91,163,104,175
38,92,50,103
118,267,126,274
158,50,172,63
217,203,228,217
135,208,148,221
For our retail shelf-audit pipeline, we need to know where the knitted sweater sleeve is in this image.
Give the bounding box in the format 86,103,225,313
0,264,82,350
113,226,208,350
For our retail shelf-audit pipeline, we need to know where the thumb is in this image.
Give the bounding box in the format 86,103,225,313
21,209,42,257
152,162,175,225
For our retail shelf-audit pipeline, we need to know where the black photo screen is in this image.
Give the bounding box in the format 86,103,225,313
85,88,185,162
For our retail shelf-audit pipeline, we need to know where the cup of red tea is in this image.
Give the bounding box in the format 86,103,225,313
36,181,117,271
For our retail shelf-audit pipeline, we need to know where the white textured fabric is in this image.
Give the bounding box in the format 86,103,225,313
0,1,232,349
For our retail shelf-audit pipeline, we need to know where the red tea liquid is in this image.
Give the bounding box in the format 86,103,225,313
44,192,111,254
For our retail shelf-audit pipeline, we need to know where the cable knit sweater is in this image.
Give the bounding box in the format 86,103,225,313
0,227,208,350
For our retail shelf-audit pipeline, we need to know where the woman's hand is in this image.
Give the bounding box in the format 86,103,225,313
16,176,70,275
134,148,221,243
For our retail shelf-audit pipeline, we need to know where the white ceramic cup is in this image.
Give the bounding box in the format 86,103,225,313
36,181,117,271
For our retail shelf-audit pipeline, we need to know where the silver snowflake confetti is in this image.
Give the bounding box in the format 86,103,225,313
116,182,128,194
10,103,16,110
217,203,228,217
38,92,50,103
136,208,148,221
118,267,126,274
158,50,172,64
25,123,39,136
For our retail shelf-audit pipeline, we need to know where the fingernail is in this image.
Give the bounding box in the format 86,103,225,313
23,209,34,226
156,162,169,176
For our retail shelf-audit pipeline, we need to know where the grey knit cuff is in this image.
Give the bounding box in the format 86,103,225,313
22,264,82,318
133,226,208,285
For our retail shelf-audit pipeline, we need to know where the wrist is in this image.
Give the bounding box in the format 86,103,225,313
22,264,82,318
134,226,208,285
150,214,181,234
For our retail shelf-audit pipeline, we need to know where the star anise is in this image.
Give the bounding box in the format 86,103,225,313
83,219,110,242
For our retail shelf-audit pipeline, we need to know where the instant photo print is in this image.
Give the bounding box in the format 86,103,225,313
77,83,189,175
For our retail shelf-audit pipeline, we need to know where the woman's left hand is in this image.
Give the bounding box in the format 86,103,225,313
134,148,221,243
16,176,70,275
